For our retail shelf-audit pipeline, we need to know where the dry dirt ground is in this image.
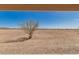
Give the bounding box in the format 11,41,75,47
0,29,79,54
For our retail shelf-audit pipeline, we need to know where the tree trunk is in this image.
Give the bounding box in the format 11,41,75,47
28,33,32,39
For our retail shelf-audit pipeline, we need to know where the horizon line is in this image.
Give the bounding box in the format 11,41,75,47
0,27,79,30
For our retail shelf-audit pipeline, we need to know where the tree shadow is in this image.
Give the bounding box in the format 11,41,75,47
0,37,29,43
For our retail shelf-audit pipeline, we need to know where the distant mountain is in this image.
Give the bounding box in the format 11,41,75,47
0,27,19,29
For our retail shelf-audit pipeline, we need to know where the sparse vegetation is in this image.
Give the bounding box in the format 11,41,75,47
0,29,79,53
21,20,38,39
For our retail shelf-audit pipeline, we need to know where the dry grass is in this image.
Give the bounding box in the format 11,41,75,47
0,29,79,54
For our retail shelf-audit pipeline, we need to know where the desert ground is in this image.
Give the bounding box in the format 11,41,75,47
0,29,79,54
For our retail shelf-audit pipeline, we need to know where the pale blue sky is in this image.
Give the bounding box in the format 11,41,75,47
0,11,79,29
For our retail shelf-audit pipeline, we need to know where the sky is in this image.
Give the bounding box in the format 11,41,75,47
0,11,79,29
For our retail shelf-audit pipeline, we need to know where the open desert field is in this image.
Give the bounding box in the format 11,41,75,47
0,29,79,54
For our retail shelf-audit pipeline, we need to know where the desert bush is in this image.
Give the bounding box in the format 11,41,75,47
21,20,38,39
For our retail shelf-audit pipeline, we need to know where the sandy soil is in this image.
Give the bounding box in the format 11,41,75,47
0,29,79,54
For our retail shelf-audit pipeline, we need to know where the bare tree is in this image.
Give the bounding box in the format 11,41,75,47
21,20,38,39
